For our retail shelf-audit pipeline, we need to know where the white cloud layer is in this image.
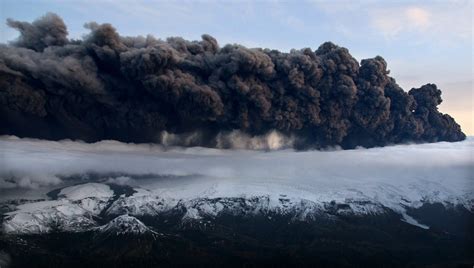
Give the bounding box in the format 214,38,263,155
0,136,472,200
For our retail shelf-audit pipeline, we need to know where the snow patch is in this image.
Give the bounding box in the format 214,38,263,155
59,183,113,200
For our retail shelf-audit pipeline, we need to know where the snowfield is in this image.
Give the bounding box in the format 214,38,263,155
0,136,473,234
3,183,113,234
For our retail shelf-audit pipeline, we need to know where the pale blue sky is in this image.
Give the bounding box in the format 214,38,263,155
0,0,472,133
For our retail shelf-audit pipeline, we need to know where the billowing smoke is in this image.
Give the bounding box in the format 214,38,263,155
0,13,465,149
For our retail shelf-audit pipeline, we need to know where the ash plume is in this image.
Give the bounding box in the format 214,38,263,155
0,13,465,149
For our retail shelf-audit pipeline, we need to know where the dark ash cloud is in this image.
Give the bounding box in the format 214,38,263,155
0,13,465,149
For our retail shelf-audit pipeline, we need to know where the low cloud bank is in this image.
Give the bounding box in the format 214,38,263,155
0,136,472,195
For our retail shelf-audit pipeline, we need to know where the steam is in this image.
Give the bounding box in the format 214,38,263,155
0,13,465,149
105,176,133,185
160,130,294,150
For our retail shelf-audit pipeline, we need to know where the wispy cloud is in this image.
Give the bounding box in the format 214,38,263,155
284,15,305,30
371,6,431,39
312,0,472,43
405,7,430,28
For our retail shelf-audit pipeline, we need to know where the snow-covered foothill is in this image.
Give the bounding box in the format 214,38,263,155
3,183,113,234
97,215,156,236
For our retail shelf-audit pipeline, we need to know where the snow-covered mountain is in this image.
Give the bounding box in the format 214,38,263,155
97,215,157,236
2,183,113,234
2,179,472,234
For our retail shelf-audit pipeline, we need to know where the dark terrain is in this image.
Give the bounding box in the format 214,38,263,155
1,201,473,267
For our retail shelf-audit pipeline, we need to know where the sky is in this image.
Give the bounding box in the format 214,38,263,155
0,0,472,134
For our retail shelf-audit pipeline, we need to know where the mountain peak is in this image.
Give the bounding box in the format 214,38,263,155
98,215,154,236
